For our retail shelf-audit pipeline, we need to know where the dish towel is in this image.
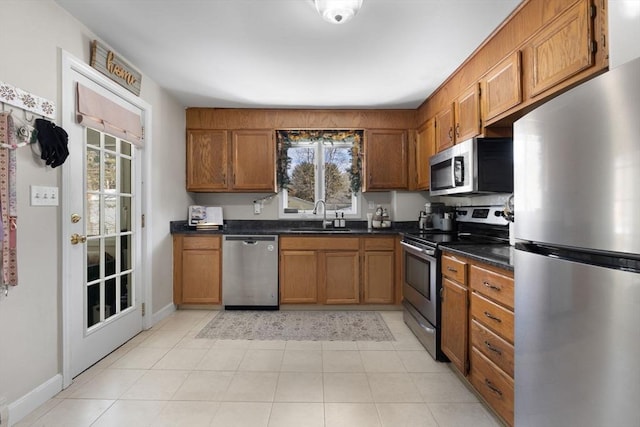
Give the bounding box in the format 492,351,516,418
0,112,18,286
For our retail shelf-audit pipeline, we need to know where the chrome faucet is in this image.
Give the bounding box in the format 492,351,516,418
313,200,332,229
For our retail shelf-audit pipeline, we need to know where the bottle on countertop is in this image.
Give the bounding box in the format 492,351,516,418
372,206,383,228
382,208,391,228
340,212,346,228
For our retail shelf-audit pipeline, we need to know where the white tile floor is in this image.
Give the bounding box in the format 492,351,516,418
15,310,501,427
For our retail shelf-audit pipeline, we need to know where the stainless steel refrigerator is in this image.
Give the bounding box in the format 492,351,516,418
514,57,640,427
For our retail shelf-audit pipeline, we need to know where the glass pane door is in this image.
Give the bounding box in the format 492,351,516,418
85,128,135,329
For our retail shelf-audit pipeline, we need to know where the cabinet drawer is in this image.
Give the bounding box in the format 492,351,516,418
470,265,514,309
280,236,359,251
471,320,514,377
441,255,466,284
363,236,395,251
470,348,514,426
182,236,221,250
471,293,514,342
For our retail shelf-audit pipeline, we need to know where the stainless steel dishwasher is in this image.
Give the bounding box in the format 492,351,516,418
222,235,279,309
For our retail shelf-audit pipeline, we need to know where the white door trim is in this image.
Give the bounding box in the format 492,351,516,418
60,50,153,388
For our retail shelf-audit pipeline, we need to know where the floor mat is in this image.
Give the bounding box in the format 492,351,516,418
196,310,396,341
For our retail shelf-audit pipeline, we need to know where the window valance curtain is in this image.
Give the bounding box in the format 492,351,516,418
276,129,363,194
76,83,143,147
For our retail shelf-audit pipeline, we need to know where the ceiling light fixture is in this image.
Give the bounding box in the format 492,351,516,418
314,0,363,24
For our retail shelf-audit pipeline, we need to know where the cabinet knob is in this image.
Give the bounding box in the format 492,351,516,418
484,379,503,396
484,311,502,323
483,281,501,291
484,340,502,355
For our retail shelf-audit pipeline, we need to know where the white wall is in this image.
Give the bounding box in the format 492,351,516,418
0,0,190,420
609,0,640,68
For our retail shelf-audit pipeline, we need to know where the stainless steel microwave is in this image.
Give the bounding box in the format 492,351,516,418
429,137,513,196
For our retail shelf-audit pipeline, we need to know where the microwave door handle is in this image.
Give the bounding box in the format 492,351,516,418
454,156,464,186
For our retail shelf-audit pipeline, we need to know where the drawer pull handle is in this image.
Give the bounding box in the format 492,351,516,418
484,379,503,397
484,311,502,323
483,281,501,291
484,340,502,355
447,266,458,273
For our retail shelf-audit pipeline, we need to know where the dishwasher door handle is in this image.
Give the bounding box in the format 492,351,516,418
243,240,258,245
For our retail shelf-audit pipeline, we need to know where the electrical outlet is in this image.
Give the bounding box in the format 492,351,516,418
30,185,59,206
253,201,261,214
368,201,375,210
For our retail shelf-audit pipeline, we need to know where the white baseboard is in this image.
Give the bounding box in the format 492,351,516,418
149,302,175,328
8,374,62,426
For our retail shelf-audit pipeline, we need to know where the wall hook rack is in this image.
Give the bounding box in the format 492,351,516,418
0,80,56,120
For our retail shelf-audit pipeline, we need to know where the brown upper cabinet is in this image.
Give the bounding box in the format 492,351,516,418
363,129,408,191
186,129,275,192
524,0,595,98
435,83,481,153
418,0,607,138
186,130,228,191
415,118,435,190
230,130,276,191
481,51,523,123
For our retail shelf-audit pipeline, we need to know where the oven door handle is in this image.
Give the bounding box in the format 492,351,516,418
400,241,435,258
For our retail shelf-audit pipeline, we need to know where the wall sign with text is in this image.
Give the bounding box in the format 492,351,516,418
90,40,142,96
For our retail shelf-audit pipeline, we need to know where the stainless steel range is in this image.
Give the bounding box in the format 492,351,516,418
401,205,509,361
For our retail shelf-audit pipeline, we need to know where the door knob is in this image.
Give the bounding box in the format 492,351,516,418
70,233,87,245
71,213,81,223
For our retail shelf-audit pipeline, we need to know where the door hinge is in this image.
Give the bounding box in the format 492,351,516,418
590,40,597,54
590,4,596,18
141,302,146,316
141,214,145,228
465,360,470,373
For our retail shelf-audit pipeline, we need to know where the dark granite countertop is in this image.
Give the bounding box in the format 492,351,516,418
171,220,515,270
439,243,514,271
170,220,412,236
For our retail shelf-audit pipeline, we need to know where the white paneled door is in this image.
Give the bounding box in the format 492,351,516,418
63,61,145,379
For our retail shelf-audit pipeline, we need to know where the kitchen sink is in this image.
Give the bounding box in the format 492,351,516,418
290,227,352,233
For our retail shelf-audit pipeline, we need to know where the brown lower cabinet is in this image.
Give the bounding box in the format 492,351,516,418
173,235,222,305
173,234,397,307
440,250,515,426
279,235,396,305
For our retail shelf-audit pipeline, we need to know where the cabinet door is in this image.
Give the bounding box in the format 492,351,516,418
230,129,276,191
526,0,593,97
181,249,221,304
322,251,360,304
364,129,408,190
469,348,514,426
441,277,469,375
454,83,481,142
482,51,522,122
280,250,318,303
186,130,228,191
415,118,435,190
363,250,394,303
435,105,454,153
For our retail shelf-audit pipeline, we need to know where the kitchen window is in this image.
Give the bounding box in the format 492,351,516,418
277,130,362,218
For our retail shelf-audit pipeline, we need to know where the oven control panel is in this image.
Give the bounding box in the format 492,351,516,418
455,206,508,225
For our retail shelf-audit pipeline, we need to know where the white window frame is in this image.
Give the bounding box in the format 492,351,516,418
279,140,361,219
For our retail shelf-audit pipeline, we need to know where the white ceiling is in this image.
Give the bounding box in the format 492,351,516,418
55,0,522,109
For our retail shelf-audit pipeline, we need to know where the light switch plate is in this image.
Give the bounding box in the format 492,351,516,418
30,185,59,206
